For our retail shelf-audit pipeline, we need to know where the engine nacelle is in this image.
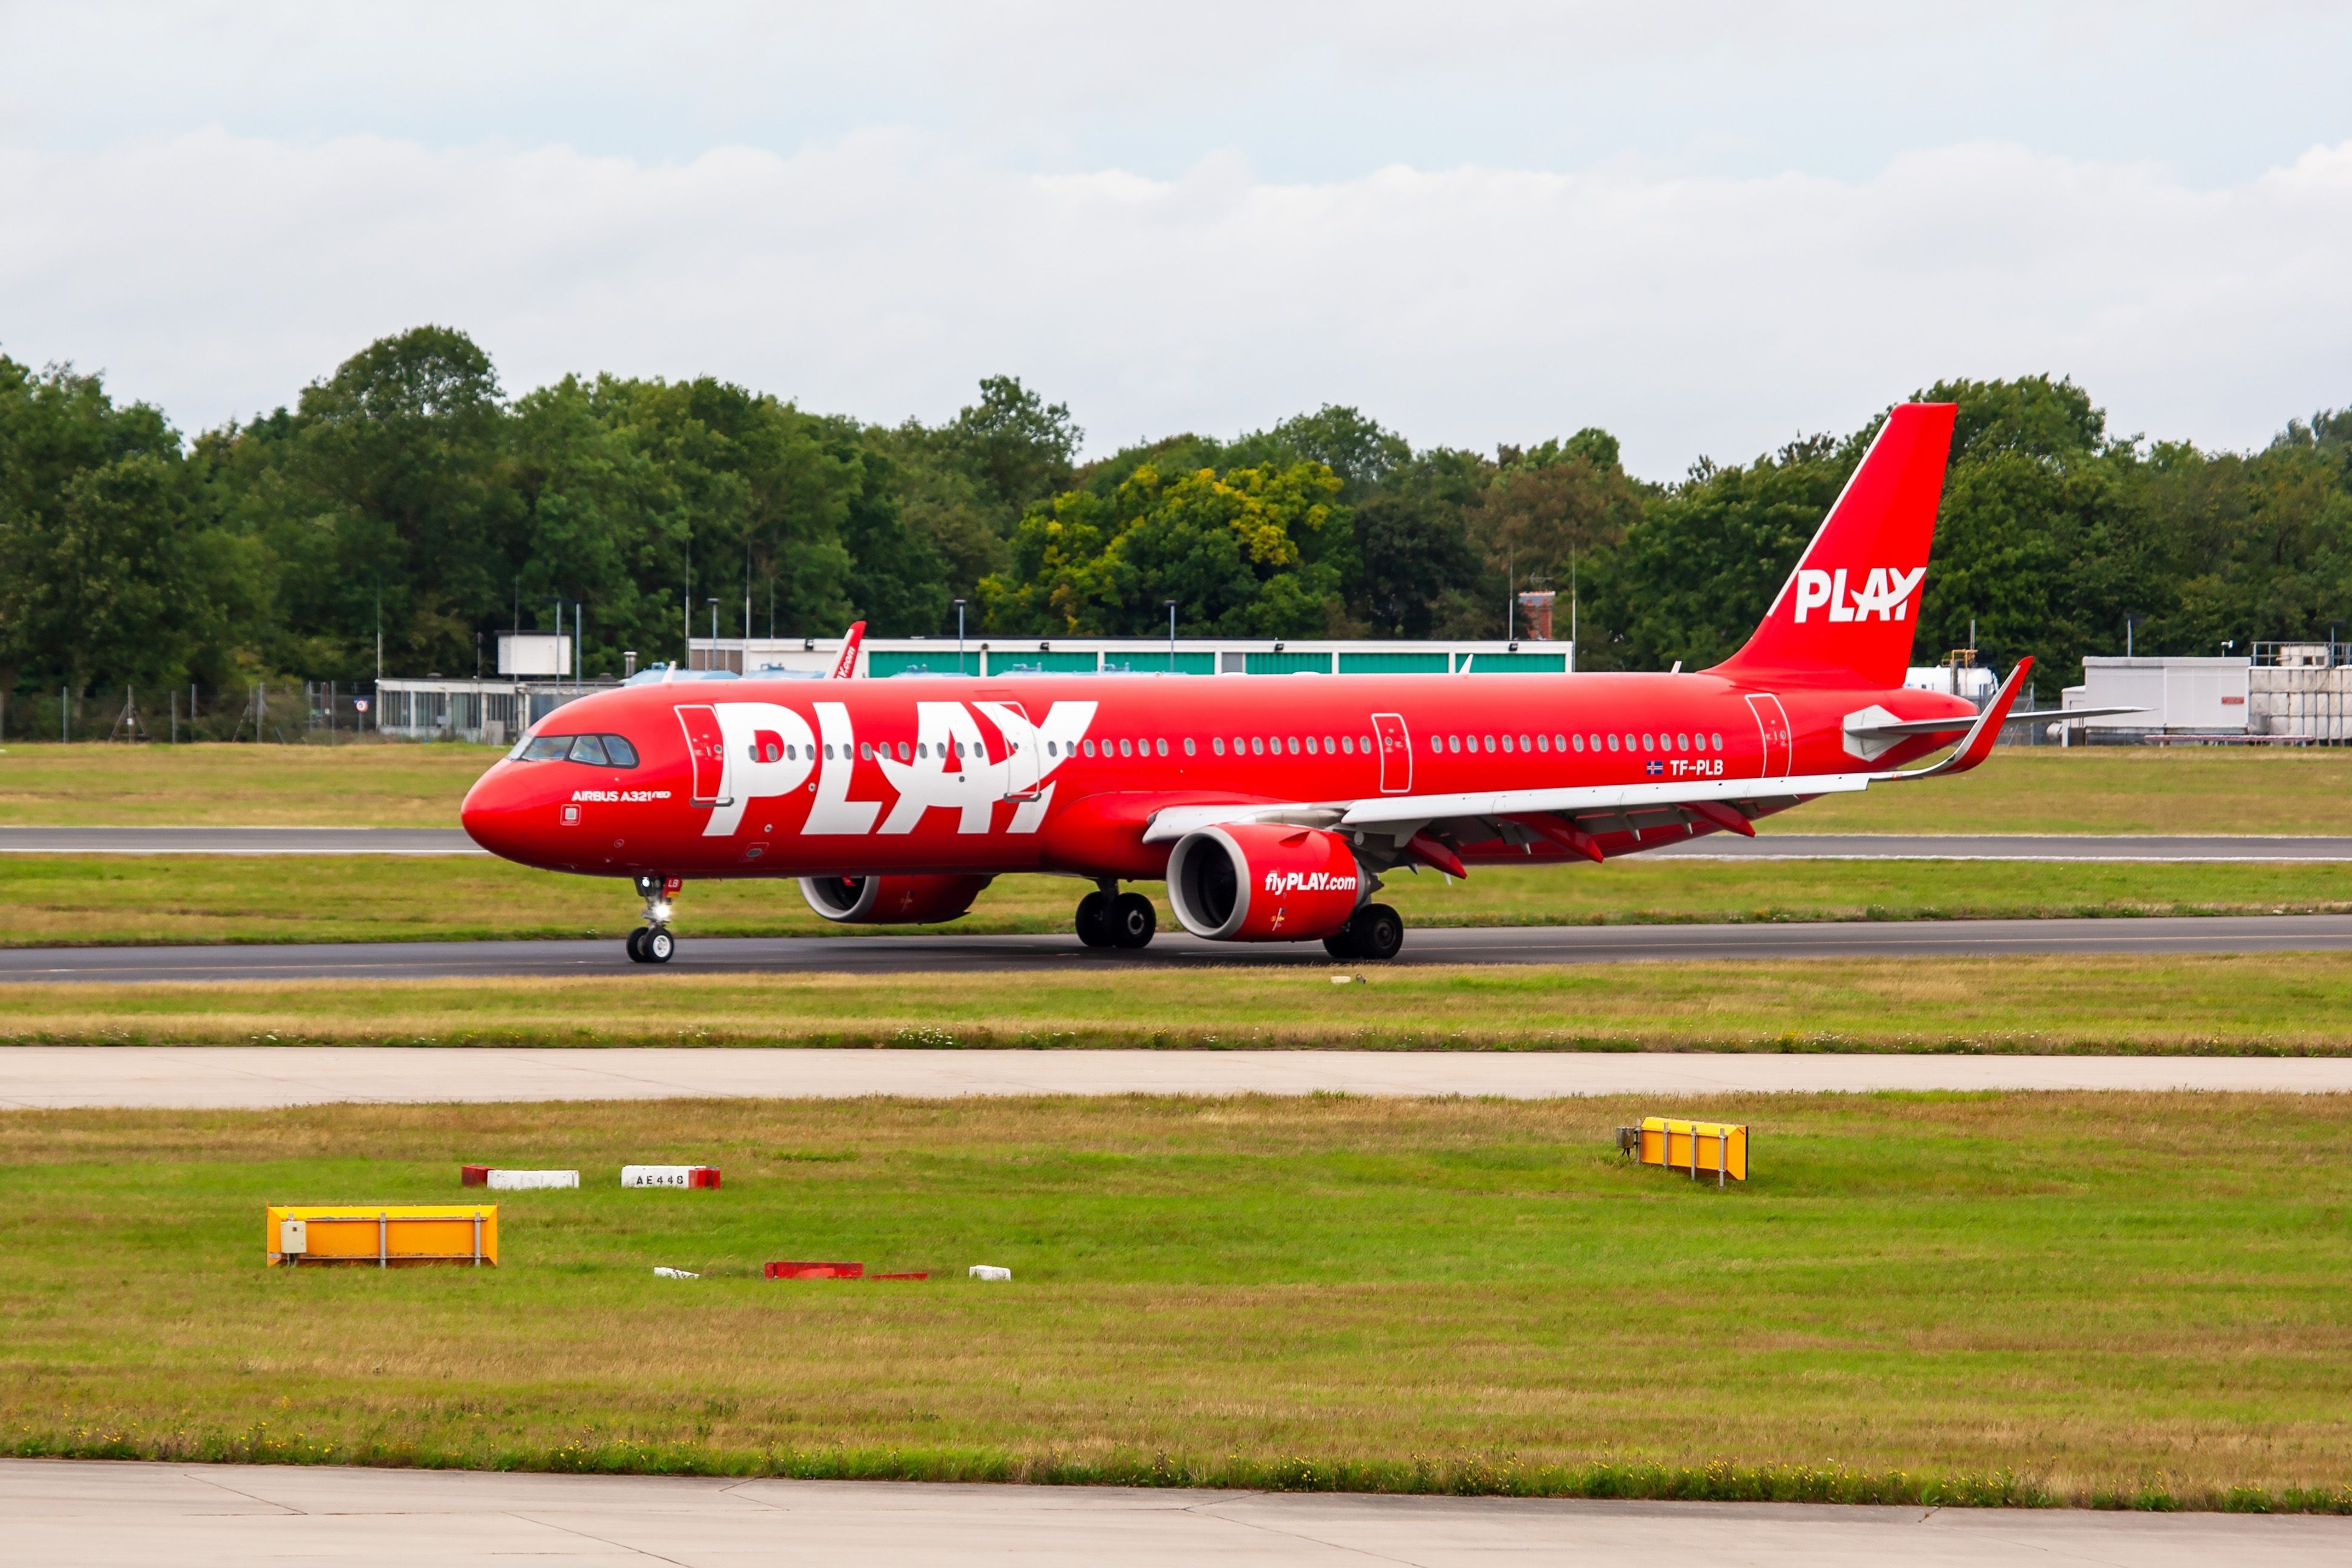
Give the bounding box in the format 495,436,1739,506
799,874,991,925
1166,824,1365,942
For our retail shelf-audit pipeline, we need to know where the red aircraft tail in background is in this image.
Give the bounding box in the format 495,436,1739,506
828,621,866,679
1713,402,1956,690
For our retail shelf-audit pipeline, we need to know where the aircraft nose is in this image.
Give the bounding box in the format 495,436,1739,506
460,763,537,860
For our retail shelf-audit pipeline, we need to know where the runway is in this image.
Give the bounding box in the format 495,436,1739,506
7,1460,2345,1566
7,826,2352,859
7,1044,2352,1109
6,912,2352,984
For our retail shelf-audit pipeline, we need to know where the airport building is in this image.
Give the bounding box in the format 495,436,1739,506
2065,644,2352,743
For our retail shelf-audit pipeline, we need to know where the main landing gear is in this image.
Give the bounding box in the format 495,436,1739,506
1322,903,1405,962
1075,883,1157,950
627,874,681,964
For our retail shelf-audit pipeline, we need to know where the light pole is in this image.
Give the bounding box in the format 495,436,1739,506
1164,600,1178,671
953,599,967,674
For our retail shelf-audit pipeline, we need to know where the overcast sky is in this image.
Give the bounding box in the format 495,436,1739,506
4,2,2349,477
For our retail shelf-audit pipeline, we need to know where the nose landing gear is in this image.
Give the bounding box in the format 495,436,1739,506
628,874,682,964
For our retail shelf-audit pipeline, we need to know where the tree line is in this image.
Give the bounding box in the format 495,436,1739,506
2,323,2347,724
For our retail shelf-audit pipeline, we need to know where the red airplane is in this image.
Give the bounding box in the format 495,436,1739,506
462,402,2059,964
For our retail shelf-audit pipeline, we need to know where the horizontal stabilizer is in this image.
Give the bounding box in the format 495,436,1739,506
1847,704,2145,740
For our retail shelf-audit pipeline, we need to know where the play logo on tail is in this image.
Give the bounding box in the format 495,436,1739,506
1714,402,1956,690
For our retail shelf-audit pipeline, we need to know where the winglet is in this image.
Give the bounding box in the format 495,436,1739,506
1881,657,2033,782
828,621,866,679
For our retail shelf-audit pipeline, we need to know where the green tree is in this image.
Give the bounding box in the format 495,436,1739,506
980,460,1348,636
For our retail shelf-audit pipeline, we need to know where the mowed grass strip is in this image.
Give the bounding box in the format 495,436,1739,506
0,741,499,826
5,740,2352,835
3,1093,2348,1506
6,854,2350,947
1763,745,2352,835
13,952,2352,1051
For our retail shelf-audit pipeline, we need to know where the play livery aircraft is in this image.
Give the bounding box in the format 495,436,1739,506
462,402,2077,964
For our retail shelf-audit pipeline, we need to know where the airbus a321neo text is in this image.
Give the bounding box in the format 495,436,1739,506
462,402,2075,965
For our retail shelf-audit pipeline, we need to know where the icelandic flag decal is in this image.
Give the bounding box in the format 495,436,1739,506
1645,760,1664,777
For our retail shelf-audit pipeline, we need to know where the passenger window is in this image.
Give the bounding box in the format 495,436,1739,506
521,736,572,761
1500,735,1512,753
1214,737,1226,755
1305,737,1318,755
1712,732,1724,750
1572,734,1584,751
569,734,610,766
1446,735,1459,753
1324,735,1335,753
1485,736,1496,753
1607,734,1619,752
1535,734,1547,752
1520,734,1531,751
1362,735,1373,753
785,743,798,761
1157,737,1169,756
1342,736,1353,754
1250,737,1264,756
1429,736,1442,754
1184,737,1196,756
1116,739,1129,757
859,742,872,761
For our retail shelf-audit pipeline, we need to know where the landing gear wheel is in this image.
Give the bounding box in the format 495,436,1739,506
643,928,676,964
1075,890,1116,948
1111,892,1157,949
1322,931,1356,960
1344,903,1403,962
626,928,648,963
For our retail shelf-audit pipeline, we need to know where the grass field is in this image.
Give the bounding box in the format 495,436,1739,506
5,853,2350,947
7,740,2352,835
0,741,499,826
4,1093,2348,1508
11,952,2352,1052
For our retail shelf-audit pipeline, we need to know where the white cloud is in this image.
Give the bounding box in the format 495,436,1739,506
4,128,2350,477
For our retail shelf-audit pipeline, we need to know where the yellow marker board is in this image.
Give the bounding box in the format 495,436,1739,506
266,1205,497,1267
1630,1117,1748,1183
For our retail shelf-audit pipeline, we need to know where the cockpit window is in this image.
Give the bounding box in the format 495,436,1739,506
515,733,638,767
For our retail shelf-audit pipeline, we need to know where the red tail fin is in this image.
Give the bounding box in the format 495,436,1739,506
828,621,866,679
1713,402,1956,689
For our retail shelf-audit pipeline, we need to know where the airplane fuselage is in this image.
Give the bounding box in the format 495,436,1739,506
459,667,1975,881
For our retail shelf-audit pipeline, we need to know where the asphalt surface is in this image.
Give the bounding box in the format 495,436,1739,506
11,1462,2350,1566
9,1045,2351,1110
6,912,2352,984
8,826,2352,859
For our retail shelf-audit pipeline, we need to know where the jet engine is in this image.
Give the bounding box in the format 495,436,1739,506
799,874,992,925
1165,823,1365,942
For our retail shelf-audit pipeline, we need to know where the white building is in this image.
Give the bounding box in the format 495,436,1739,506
688,634,1577,678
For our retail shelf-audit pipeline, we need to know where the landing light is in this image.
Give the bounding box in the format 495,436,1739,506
650,902,674,922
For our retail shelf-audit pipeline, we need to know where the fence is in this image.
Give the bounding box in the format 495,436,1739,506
4,682,420,743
